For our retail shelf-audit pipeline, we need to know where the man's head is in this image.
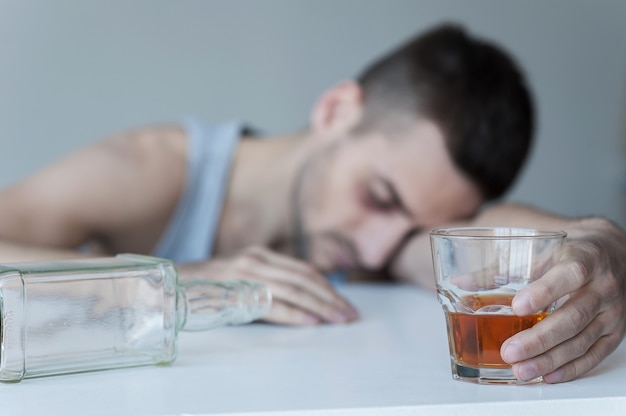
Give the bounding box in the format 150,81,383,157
293,23,535,273
355,23,534,200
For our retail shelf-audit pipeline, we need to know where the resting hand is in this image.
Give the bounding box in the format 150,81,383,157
501,217,626,383
176,246,359,326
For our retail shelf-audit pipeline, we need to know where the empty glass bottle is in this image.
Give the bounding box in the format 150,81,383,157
0,254,271,382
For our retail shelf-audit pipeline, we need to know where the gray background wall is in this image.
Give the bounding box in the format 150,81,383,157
1,0,625,227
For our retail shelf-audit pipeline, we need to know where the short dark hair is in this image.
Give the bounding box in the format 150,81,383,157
356,23,534,201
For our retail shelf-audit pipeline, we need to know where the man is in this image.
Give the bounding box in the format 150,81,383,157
0,24,625,384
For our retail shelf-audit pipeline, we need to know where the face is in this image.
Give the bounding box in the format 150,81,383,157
293,119,483,273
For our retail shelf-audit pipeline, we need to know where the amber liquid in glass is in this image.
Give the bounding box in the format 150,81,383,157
446,294,548,368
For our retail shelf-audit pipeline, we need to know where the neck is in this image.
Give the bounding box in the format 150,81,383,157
212,130,317,257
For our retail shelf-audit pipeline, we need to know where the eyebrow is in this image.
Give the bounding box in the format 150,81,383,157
378,175,414,219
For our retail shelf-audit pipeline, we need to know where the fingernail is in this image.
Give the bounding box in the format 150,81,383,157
512,293,534,315
502,342,523,363
331,312,350,323
344,306,359,320
304,314,320,325
543,368,565,383
517,362,539,381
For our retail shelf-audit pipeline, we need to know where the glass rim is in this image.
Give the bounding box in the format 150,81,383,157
430,227,567,240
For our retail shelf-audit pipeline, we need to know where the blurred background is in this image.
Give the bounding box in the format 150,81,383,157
1,0,625,227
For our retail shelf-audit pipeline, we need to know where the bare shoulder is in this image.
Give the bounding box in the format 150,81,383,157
0,123,190,252
101,123,188,170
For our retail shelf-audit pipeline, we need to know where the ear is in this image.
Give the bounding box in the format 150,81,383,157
310,81,364,137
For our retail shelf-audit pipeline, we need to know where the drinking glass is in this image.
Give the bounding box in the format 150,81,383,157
430,227,566,384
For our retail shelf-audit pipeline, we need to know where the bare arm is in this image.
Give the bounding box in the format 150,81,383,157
391,202,574,289
0,239,91,262
0,125,187,259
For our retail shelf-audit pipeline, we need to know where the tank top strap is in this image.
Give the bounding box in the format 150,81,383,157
152,119,242,263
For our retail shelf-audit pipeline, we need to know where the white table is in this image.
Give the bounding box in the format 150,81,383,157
2,283,625,415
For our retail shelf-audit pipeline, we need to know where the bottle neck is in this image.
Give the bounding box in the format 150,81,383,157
176,280,271,332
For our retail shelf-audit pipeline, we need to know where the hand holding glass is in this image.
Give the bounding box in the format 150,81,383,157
430,227,566,384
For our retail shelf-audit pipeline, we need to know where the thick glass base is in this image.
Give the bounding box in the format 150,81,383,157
450,360,542,385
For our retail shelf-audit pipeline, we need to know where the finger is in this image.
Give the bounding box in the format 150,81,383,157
542,333,622,383
268,283,358,324
235,256,358,316
512,257,593,316
262,301,321,326
502,291,603,364
508,310,610,381
248,247,360,315
232,265,359,324
245,246,334,287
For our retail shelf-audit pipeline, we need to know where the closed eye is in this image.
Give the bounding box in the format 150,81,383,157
365,186,395,212
364,175,413,219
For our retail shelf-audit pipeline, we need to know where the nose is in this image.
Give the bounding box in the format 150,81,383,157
353,215,411,270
